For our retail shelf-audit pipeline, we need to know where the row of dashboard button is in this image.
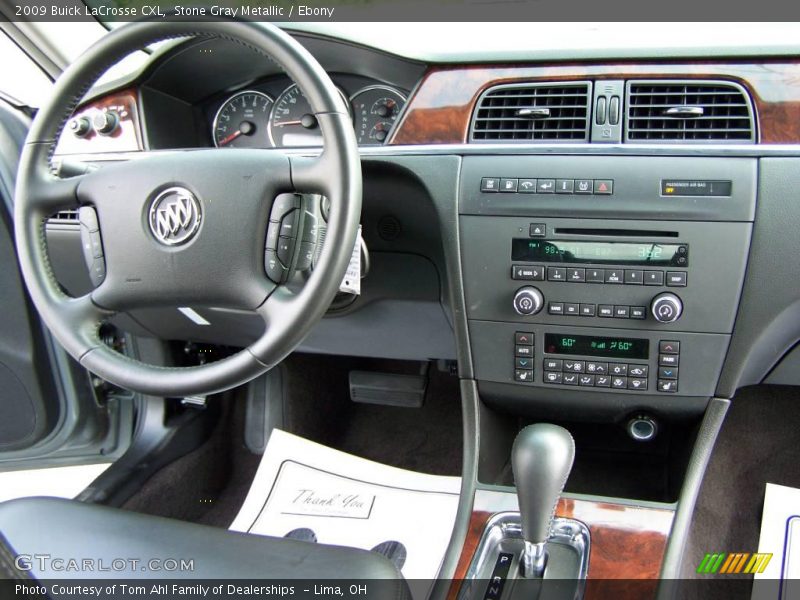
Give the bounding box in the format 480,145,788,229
548,302,647,319
481,177,613,194
512,265,687,286
544,371,648,390
544,359,648,377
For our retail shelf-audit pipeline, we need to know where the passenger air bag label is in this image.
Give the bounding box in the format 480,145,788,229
661,179,732,196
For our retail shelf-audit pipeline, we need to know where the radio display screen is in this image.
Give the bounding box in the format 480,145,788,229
512,239,687,266
545,334,649,359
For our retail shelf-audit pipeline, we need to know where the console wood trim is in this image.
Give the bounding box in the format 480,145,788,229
390,61,800,145
448,499,674,600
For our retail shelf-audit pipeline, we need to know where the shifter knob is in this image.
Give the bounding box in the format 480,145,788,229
512,423,575,577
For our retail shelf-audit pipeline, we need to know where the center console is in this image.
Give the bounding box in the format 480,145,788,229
459,155,756,410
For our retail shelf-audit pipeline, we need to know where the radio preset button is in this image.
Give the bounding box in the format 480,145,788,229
644,270,665,286
567,268,586,282
624,269,644,285
598,305,614,317
548,302,564,315
604,269,623,284
548,267,567,282
586,268,605,283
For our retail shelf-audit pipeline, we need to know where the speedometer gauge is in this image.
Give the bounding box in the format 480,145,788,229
350,86,406,145
213,91,274,148
269,84,350,148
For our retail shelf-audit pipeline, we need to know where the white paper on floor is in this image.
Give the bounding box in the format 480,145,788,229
752,483,800,599
230,429,461,587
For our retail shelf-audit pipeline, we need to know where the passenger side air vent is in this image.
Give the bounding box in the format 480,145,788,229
471,82,592,142
625,80,756,143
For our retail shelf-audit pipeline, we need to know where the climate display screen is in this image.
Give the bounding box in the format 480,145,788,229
511,239,687,266
545,334,649,359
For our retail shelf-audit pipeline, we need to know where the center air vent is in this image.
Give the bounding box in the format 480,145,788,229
625,80,756,143
471,82,592,142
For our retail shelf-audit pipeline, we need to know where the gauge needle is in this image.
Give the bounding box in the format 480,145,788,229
218,130,242,146
275,120,303,126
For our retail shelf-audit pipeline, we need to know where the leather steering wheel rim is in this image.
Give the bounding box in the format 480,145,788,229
14,20,362,397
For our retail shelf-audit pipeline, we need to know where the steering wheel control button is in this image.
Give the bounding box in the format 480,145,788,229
296,242,316,271
78,206,99,232
148,187,202,246
279,210,298,237
513,286,544,316
265,250,288,283
276,238,293,265
265,222,280,250
270,194,301,220
651,292,683,323
89,258,106,286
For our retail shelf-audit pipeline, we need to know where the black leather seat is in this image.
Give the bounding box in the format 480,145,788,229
0,497,409,594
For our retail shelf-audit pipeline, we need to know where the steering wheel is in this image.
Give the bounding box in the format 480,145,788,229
14,21,361,397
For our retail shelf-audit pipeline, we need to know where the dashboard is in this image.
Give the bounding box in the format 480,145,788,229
47,28,800,419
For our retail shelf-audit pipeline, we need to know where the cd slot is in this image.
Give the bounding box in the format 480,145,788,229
553,228,679,238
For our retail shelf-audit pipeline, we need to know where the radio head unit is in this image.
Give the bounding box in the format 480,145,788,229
512,239,689,267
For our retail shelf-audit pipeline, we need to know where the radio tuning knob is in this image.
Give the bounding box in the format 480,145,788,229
651,293,683,323
513,286,544,316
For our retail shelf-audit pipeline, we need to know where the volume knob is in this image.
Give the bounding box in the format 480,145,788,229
651,293,683,323
513,286,544,316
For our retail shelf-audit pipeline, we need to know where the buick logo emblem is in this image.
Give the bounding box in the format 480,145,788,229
148,187,201,246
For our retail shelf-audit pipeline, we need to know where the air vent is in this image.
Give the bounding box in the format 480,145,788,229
626,80,756,143
471,82,592,142
48,210,79,223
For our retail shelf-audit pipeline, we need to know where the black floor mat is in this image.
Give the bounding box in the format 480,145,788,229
680,385,800,595
121,354,462,527
283,354,463,476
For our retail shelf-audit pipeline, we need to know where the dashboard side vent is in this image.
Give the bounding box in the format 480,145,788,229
470,82,592,142
48,210,79,223
625,80,756,143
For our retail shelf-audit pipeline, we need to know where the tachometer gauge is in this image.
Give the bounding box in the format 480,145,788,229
350,85,406,145
269,84,350,148
212,91,274,148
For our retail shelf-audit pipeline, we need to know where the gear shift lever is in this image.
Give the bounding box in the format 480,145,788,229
511,423,575,578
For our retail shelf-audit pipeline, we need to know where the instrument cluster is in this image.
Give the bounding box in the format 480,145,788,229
211,79,406,148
